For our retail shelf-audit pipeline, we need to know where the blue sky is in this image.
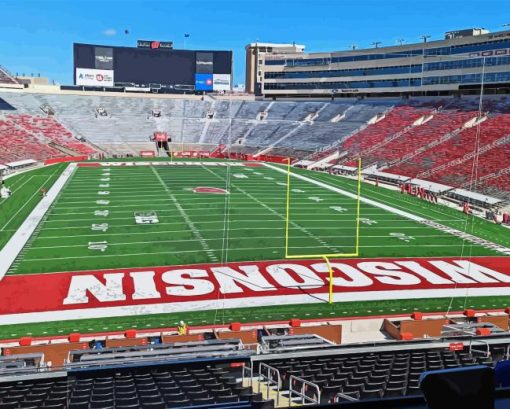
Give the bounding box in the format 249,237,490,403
0,0,508,86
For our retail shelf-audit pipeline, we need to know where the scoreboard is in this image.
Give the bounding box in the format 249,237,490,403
73,43,233,92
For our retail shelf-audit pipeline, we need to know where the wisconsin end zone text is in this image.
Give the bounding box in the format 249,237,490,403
0,257,509,324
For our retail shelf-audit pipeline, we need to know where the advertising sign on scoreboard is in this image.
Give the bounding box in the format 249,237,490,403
213,74,231,91
94,47,113,70
137,40,174,49
76,68,114,86
195,73,213,91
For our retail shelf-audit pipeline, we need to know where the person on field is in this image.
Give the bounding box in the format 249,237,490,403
40,187,47,197
177,320,188,335
0,184,11,198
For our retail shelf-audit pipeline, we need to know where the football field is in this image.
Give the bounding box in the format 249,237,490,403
1,160,510,338
7,161,506,276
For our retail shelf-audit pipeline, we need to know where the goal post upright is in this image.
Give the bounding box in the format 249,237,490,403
284,157,292,258
354,156,362,256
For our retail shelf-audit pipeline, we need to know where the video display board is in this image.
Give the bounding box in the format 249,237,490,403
74,43,232,91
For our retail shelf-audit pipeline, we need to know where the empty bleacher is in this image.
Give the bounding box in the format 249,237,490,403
255,340,508,405
339,105,432,161
0,66,19,86
1,91,509,198
0,114,96,163
0,360,261,409
0,117,64,163
0,93,397,160
351,109,478,167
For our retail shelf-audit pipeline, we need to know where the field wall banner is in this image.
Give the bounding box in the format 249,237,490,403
76,68,114,86
0,257,509,324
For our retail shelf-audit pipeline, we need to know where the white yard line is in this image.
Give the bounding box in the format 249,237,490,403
36,224,440,236
150,166,218,263
42,211,401,223
34,229,452,241
265,163,510,256
0,163,77,280
27,234,452,250
19,243,474,264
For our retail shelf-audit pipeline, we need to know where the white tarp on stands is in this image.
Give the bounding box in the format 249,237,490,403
6,159,37,168
448,188,502,206
294,160,314,167
331,165,357,172
362,170,411,183
409,178,453,194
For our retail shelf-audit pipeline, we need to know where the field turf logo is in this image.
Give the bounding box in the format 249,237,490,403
193,187,229,194
61,258,510,306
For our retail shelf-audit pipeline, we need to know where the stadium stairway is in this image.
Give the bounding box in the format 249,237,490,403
251,378,292,407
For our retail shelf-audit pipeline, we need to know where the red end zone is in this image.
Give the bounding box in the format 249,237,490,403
0,257,509,324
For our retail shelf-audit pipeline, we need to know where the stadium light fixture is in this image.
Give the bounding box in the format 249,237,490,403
350,44,357,50
420,35,431,43
396,39,405,46
371,41,381,48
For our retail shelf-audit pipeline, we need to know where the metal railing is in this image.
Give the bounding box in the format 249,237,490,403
469,339,491,359
288,375,320,406
334,392,359,403
258,362,281,406
242,363,253,388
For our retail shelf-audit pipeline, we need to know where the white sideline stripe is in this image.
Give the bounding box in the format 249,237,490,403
264,163,510,256
0,163,77,280
1,287,509,325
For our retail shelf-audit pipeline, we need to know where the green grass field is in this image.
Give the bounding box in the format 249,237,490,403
7,163,505,275
0,164,66,249
0,160,509,338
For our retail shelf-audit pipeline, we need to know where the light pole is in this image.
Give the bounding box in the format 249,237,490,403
396,39,405,46
350,44,357,50
372,41,381,48
420,35,431,43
